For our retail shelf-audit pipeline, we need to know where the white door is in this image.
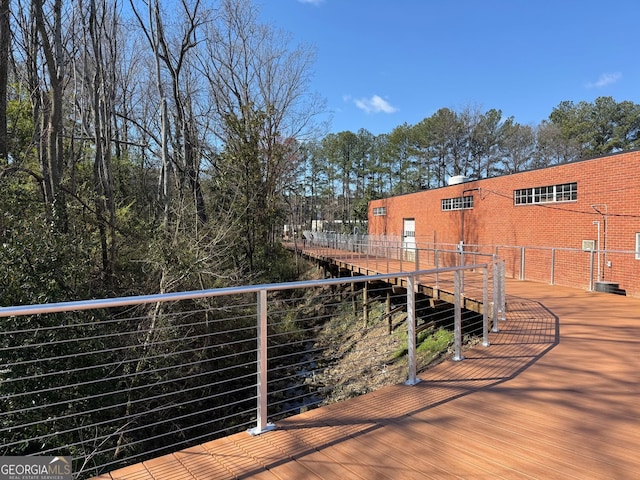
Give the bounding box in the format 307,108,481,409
403,218,416,261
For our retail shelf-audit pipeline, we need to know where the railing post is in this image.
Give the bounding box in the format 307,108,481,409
589,249,595,291
386,245,389,272
520,246,525,280
550,248,556,285
458,242,465,295
405,274,420,385
434,249,439,289
248,289,275,435
492,257,500,332
482,265,490,346
453,269,464,361
499,261,506,322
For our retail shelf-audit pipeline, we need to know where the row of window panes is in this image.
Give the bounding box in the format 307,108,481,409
514,182,577,205
441,196,474,211
373,207,386,216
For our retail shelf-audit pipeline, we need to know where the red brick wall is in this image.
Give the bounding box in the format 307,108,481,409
369,150,640,296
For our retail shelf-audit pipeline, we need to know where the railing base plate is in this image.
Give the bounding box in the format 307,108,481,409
405,378,421,386
248,423,276,436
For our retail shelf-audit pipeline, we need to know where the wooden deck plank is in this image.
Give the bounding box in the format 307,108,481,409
92,250,640,480
230,431,326,480
201,436,280,479
143,454,194,480
256,428,366,480
104,462,154,480
173,445,235,479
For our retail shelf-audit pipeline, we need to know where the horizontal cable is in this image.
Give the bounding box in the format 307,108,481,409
0,302,259,337
2,388,258,450
1,368,258,430
0,345,257,403
1,335,257,387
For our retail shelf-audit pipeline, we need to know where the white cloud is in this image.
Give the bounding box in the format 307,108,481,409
297,0,325,5
586,72,622,88
353,95,398,114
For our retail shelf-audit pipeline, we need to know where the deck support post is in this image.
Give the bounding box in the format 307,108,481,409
362,281,369,327
351,272,357,316
386,290,392,334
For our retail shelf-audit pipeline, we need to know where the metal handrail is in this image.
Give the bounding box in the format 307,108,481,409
1,267,471,318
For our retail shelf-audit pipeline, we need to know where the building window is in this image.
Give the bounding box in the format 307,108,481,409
442,195,474,211
636,233,640,260
373,207,386,216
514,182,577,205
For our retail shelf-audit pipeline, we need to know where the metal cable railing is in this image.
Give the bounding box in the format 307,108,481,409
0,264,502,479
303,232,638,297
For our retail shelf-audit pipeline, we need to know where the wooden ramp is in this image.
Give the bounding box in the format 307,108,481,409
96,279,640,479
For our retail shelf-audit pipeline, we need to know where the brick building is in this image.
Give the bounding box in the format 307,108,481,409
368,149,640,297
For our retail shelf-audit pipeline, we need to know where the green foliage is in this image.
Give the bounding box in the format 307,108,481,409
6,83,36,163
392,326,454,362
417,327,454,356
549,96,640,158
0,179,90,305
294,97,640,231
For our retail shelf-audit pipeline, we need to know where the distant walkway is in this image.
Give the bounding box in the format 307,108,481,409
293,243,499,315
98,279,640,479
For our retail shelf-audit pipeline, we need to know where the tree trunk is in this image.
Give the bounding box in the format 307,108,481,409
0,0,10,163
33,0,65,222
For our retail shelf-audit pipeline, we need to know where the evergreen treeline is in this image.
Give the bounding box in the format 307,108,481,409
293,99,640,232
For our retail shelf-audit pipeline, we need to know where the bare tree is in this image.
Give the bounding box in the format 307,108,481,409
0,0,10,163
200,0,323,270
32,0,66,216
129,0,210,228
535,120,583,167
71,0,119,276
498,119,536,174
128,0,170,228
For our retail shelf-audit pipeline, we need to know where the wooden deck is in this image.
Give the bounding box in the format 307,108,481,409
97,267,640,478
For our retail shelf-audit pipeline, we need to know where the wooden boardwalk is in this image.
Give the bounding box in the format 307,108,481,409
97,253,640,479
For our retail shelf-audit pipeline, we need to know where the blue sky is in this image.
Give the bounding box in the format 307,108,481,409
258,0,640,135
